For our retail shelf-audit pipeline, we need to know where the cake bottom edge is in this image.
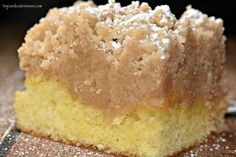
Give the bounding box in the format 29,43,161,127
14,76,227,157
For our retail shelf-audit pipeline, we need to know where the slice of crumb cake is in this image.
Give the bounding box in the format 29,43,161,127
14,1,227,157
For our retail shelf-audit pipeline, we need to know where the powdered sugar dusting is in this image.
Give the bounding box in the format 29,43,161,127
83,1,179,62
162,38,170,44
112,41,122,49
9,133,114,157
160,55,166,61
178,126,236,157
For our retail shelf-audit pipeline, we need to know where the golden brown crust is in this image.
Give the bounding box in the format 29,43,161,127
18,1,225,112
17,119,227,157
16,123,131,157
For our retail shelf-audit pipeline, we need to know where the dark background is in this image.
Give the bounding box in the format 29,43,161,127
0,0,236,35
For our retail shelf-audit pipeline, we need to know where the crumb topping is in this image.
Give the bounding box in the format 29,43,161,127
18,1,225,111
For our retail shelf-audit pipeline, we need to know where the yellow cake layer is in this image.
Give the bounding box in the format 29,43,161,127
14,77,226,157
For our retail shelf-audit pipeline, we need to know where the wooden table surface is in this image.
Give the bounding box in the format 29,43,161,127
0,27,236,157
